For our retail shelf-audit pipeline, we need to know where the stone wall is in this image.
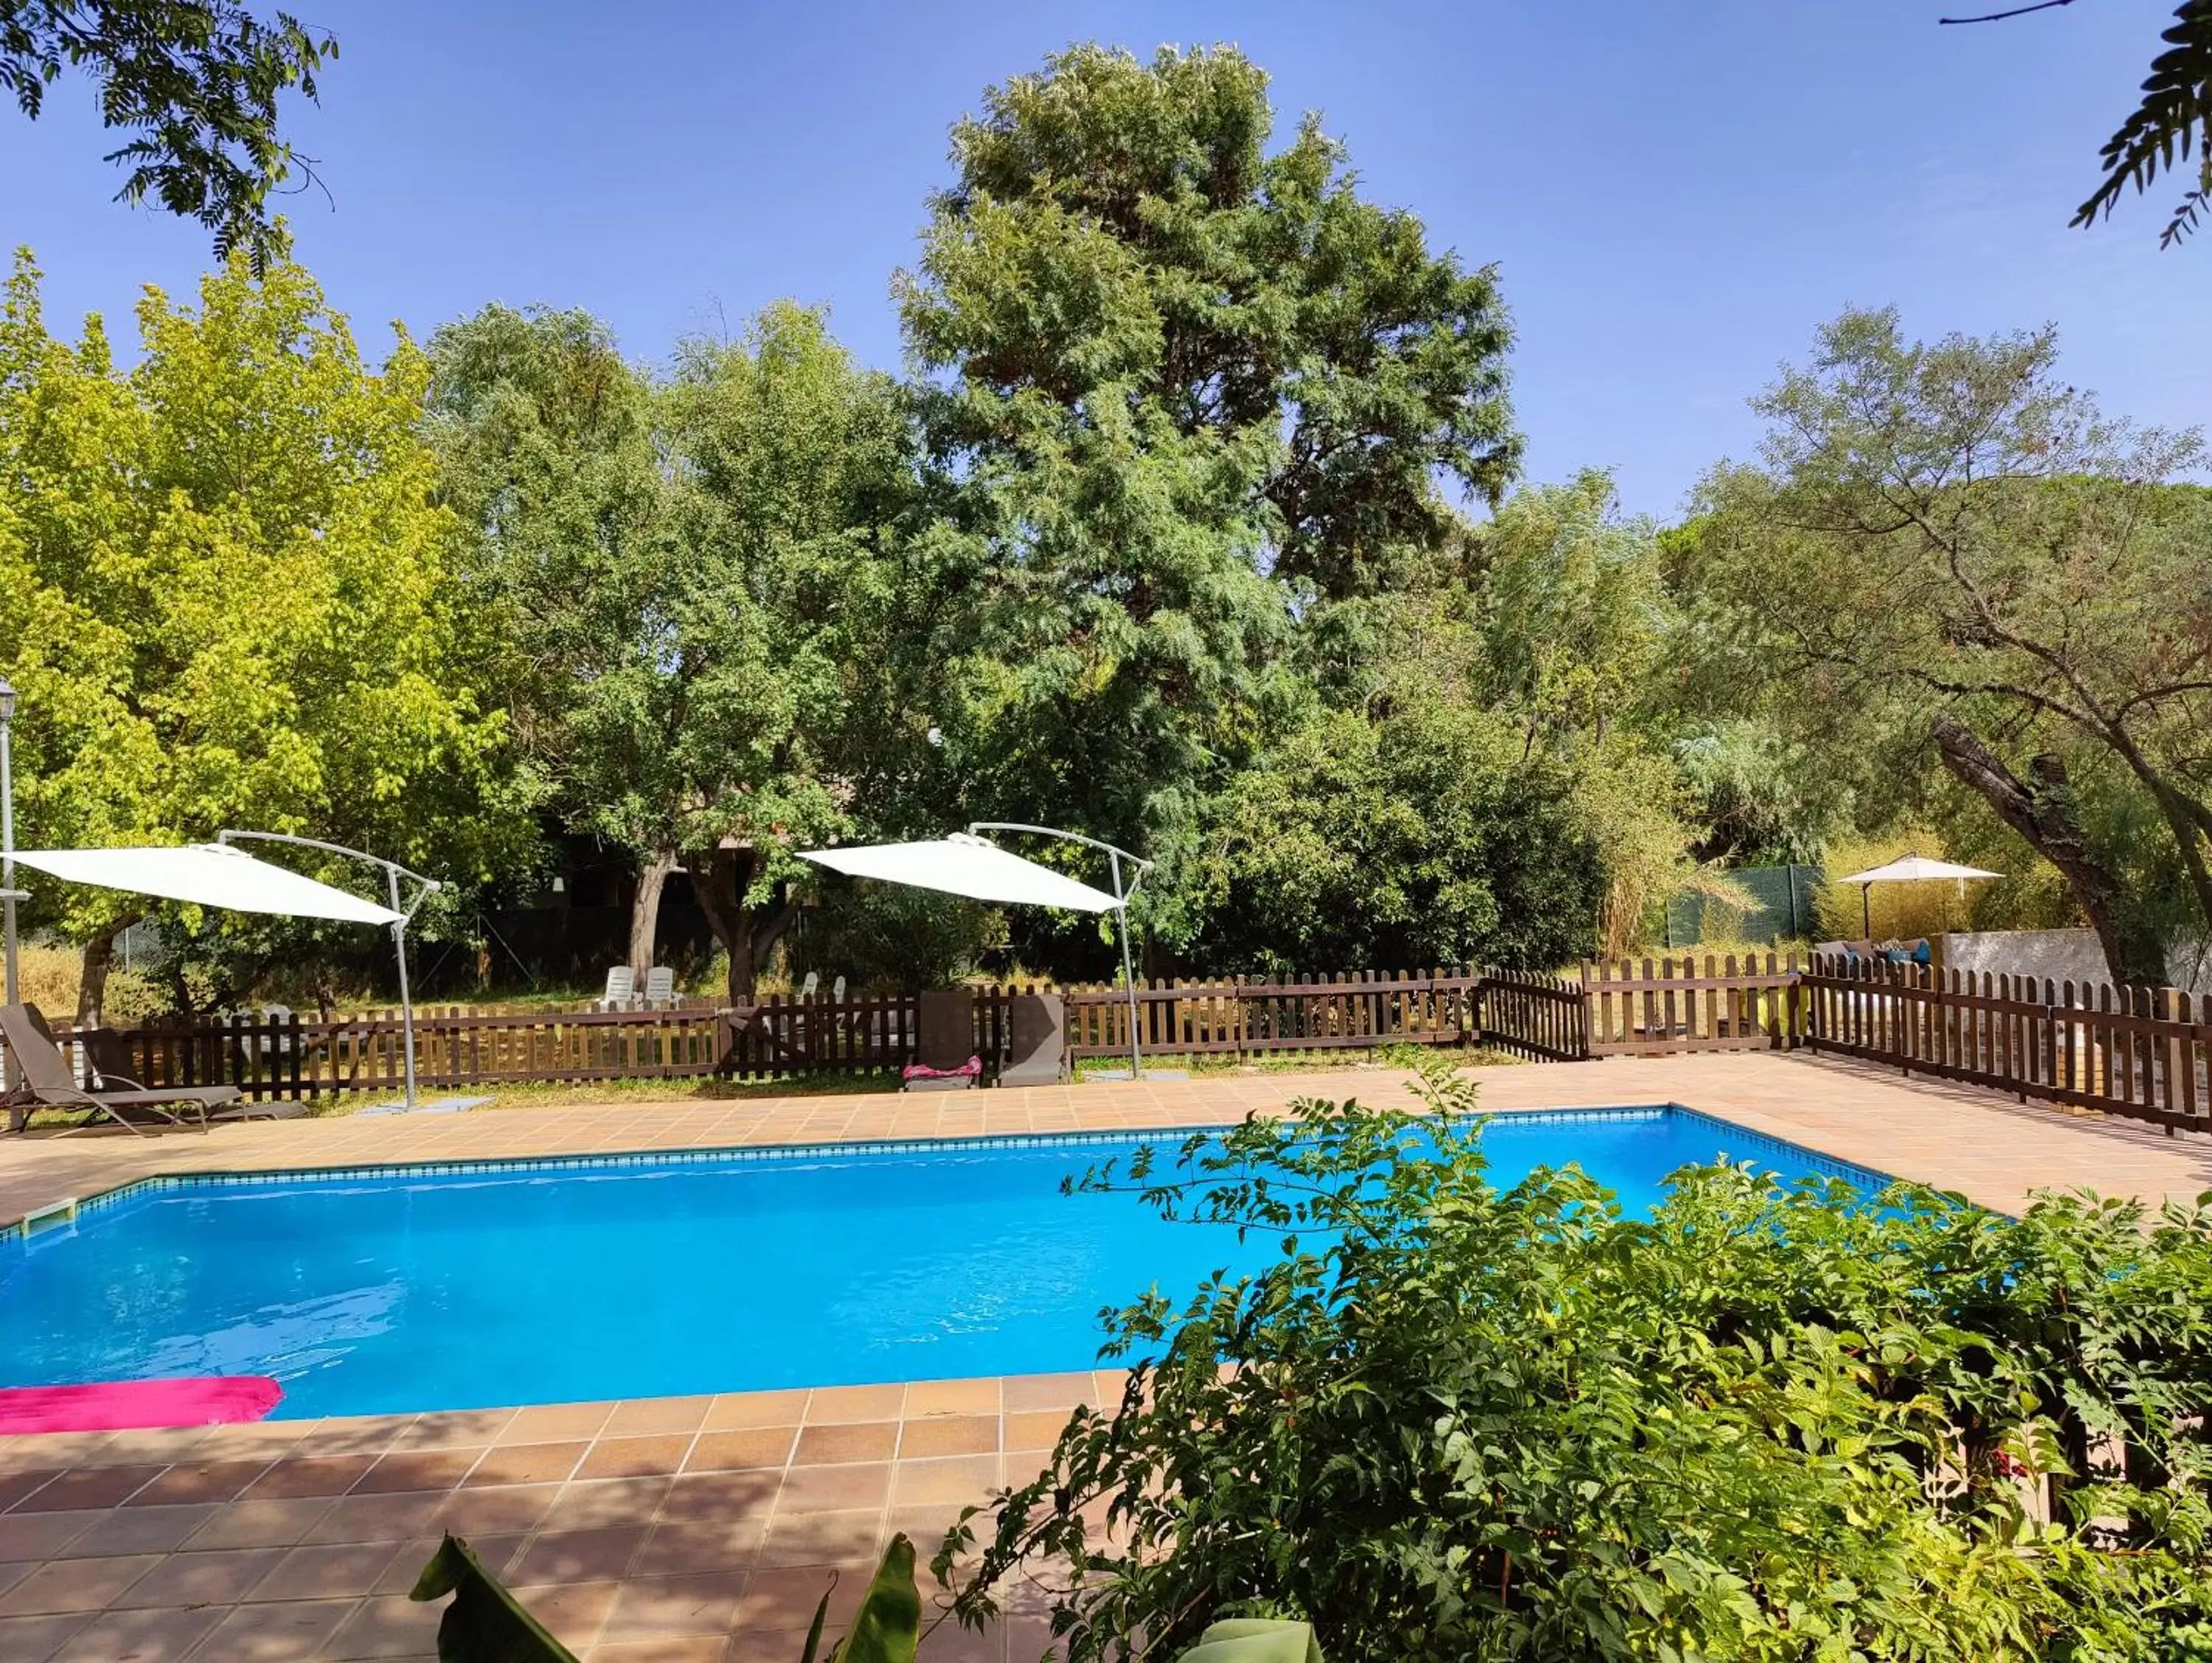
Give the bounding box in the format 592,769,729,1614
1941,929,2211,993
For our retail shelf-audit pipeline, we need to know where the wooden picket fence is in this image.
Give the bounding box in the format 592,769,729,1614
46,955,2212,1134
75,1001,736,1101
1060,970,1481,1061
58,971,1494,1101
1582,953,1806,1056
1476,968,1588,1061
1803,956,2212,1132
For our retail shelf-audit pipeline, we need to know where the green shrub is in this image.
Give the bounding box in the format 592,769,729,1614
938,1065,2212,1660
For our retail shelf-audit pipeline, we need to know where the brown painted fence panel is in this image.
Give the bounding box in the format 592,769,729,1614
46,956,2209,1128
54,972,1494,1099
1060,971,1479,1061
1477,968,1587,1061
1804,955,2212,1134
1582,953,1804,1055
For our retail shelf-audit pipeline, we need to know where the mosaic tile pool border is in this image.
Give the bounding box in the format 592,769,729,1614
1663,1104,1896,1192
3,1103,1899,1244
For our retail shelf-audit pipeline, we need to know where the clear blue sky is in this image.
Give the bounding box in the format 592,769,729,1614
5,0,2200,517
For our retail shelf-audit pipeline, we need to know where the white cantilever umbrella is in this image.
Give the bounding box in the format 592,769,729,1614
799,825,1154,1076
1832,853,2003,939
13,836,440,1106
14,843,403,926
800,834,1119,914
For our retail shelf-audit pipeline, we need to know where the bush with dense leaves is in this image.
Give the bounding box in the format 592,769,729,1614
1186,702,1604,974
939,1066,2212,1660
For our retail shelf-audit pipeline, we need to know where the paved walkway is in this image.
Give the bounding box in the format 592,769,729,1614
1,1053,2208,1660
8,1052,2208,1233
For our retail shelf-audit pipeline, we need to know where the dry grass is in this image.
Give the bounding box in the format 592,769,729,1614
15,943,81,1013
1071,1046,1519,1081
451,1073,900,1112
9,943,164,1022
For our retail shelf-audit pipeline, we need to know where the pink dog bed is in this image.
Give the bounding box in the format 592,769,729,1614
0,1376,282,1434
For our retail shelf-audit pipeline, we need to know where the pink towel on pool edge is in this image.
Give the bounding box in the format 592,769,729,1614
902,1054,982,1081
0,1376,282,1434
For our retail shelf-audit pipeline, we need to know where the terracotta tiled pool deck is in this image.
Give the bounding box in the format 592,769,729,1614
4,1053,2210,1660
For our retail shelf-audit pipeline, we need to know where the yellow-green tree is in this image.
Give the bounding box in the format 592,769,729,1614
0,248,518,1017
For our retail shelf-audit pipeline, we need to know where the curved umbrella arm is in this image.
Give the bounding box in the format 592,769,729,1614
965,822,1154,1077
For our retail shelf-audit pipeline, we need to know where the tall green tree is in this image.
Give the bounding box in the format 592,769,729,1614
0,248,516,1017
1685,307,2212,983
424,304,674,973
661,307,914,994
899,43,1520,938
1,1,335,268
428,302,913,997
1330,471,1719,959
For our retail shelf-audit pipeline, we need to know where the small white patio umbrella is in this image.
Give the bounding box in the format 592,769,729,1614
799,824,1155,1076
1832,853,2003,939
13,835,441,1107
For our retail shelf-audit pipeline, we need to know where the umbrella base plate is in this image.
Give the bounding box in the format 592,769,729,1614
1085,1068,1190,1081
355,1095,490,1118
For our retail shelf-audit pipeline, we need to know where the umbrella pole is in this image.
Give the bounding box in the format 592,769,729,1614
1861,885,1871,941
389,865,418,1111
1112,851,1141,1080
218,831,438,1111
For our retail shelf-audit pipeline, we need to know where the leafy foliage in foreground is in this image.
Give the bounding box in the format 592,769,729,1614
2073,0,2212,247
0,0,335,268
941,1068,2212,1660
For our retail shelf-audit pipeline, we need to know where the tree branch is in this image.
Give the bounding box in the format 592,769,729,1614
1938,0,2074,18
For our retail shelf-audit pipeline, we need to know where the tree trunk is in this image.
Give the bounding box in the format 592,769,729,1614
76,917,139,1025
1932,714,2165,986
686,849,799,1001
627,848,678,975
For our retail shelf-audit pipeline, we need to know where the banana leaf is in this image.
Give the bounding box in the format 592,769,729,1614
827,1534,922,1663
410,1528,922,1663
1177,1619,1324,1663
409,1533,581,1663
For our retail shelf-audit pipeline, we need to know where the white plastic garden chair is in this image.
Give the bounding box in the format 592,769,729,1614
597,966,636,1011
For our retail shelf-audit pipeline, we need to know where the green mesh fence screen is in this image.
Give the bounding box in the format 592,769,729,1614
1662,864,1822,947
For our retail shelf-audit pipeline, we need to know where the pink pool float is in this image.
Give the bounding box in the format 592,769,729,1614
0,1376,282,1434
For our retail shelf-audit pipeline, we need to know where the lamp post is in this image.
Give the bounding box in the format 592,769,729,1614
0,675,17,1008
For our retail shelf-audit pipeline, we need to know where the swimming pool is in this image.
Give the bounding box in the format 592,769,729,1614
0,1106,1882,1418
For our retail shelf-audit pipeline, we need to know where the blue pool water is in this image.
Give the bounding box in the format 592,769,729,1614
0,1108,1877,1418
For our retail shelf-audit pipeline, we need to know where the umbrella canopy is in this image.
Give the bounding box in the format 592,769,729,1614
798,834,1118,913
13,843,403,925
1834,854,2004,886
